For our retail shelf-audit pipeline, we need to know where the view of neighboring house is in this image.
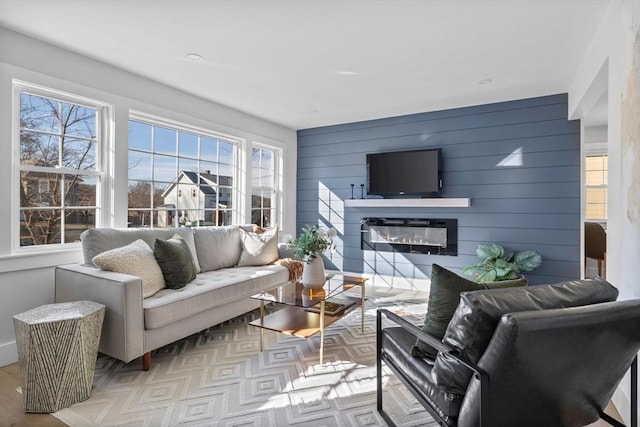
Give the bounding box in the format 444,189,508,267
159,170,232,227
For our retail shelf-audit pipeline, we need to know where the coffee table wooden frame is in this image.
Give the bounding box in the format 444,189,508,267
249,274,367,364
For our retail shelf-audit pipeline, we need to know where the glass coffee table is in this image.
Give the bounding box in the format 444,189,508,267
249,274,367,364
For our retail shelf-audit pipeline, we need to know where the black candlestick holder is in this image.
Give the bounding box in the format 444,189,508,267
360,184,365,199
350,184,355,199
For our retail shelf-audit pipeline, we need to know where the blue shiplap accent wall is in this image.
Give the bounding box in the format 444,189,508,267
296,94,580,287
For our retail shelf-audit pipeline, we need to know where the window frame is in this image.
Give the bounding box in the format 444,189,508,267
251,142,282,229
127,111,242,228
584,151,608,222
12,80,111,253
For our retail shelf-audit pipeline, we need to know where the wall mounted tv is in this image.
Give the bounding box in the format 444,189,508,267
367,148,443,198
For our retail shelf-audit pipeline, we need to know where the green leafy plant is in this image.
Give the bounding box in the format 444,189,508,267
288,225,336,263
462,243,542,283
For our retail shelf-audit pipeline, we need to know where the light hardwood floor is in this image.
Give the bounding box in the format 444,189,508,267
0,361,625,426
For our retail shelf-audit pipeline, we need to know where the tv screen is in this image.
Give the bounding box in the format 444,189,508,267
367,148,442,197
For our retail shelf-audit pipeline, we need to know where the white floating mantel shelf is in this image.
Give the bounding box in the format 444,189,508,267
344,198,471,208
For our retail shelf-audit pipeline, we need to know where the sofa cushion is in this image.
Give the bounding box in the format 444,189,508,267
411,264,526,359
432,277,619,395
193,226,242,272
153,234,197,289
142,265,289,329
93,239,165,298
237,226,279,266
81,227,200,273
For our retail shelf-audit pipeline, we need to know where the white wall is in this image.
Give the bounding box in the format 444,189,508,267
569,0,640,422
0,26,297,367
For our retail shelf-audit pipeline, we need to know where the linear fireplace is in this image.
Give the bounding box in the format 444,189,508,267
361,217,458,256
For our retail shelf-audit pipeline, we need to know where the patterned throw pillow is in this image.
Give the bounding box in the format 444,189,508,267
236,226,279,266
92,239,165,298
153,234,197,289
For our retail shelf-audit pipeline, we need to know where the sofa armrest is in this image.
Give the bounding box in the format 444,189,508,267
55,264,144,363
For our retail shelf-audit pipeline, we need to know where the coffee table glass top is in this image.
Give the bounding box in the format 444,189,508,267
250,274,366,308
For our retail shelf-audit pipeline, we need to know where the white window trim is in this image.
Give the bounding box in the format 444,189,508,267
12,79,112,254
128,110,243,226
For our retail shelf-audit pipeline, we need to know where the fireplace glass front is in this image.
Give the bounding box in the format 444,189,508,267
361,217,457,256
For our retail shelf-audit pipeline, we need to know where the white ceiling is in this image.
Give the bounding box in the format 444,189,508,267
0,0,610,130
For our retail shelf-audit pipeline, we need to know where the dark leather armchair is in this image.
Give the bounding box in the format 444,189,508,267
585,222,607,277
377,278,640,427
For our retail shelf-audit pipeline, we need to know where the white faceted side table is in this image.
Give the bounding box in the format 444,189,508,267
13,301,105,413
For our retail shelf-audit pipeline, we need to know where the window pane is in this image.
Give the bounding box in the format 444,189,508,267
585,156,605,171
153,154,177,182
176,184,197,209
64,209,95,243
65,175,97,207
128,181,152,209
177,210,199,226
129,151,152,181
179,132,198,158
586,204,606,219
154,126,176,155
62,137,96,170
219,187,232,208
178,157,199,174
585,170,604,186
252,148,261,168
128,209,152,227
155,207,174,228
586,188,606,204
129,121,152,151
20,132,59,167
220,141,234,164
20,93,59,134
61,103,96,139
201,137,218,162
200,161,217,176
20,209,62,246
261,149,272,168
20,172,61,207
154,182,170,208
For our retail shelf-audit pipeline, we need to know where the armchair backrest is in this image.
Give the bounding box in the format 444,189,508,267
432,278,619,395
457,299,640,427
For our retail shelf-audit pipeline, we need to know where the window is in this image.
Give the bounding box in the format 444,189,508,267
585,154,607,221
16,85,105,248
251,146,276,228
128,116,238,228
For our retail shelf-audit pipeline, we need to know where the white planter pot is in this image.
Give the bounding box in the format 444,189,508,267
302,256,326,289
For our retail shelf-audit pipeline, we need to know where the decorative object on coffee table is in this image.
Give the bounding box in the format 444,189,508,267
462,243,541,283
289,224,336,289
13,301,105,413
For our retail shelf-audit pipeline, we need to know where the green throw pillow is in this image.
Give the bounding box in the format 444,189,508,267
153,234,197,289
410,264,527,359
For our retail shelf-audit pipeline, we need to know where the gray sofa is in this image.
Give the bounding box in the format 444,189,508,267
55,226,290,370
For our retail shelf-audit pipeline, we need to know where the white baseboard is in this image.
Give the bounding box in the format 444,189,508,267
0,340,17,367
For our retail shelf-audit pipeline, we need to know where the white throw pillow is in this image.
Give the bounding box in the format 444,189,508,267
237,226,279,266
93,239,165,298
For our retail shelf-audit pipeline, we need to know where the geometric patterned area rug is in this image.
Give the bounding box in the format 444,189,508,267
53,290,437,426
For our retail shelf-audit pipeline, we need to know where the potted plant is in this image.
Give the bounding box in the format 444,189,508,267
462,243,542,283
288,225,336,288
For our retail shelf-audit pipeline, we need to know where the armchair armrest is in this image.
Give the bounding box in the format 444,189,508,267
376,308,490,426
55,264,145,363
377,308,453,354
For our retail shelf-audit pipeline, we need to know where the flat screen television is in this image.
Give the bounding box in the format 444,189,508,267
367,148,442,197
